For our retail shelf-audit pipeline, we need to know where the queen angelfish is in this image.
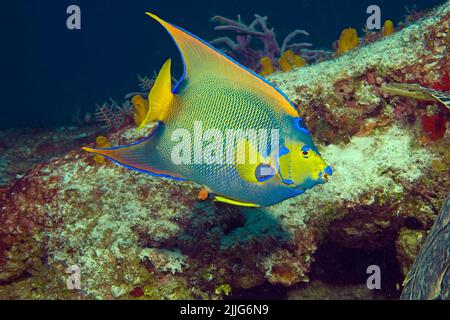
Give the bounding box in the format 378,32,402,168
83,13,332,207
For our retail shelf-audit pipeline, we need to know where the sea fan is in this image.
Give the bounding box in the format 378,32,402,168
137,74,156,93
96,73,160,130
124,74,157,99
95,99,128,129
120,99,135,119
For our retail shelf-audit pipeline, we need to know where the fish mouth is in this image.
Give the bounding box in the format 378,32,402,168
323,165,333,181
312,165,333,185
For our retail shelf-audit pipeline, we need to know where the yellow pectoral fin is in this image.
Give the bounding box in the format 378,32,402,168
214,195,260,207
236,163,260,183
235,140,275,183
138,59,174,129
236,162,276,183
235,139,264,164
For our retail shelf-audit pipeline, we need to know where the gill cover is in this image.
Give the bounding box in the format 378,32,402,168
277,140,328,188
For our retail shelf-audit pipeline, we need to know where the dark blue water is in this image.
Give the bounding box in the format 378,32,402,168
1,0,445,128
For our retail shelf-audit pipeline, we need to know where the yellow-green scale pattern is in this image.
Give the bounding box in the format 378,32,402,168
148,77,302,206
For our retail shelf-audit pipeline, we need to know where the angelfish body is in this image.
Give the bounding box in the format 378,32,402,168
83,13,332,207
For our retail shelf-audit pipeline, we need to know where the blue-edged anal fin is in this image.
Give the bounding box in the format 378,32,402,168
82,124,185,181
146,12,298,117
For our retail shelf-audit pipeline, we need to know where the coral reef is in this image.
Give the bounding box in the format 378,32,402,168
0,126,102,187
210,14,331,72
94,98,134,130
0,2,449,300
269,5,449,146
96,73,159,131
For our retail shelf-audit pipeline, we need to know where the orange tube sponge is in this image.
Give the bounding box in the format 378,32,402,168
93,136,111,165
278,50,306,72
336,28,359,55
259,56,276,77
383,20,395,36
278,58,293,72
132,95,149,127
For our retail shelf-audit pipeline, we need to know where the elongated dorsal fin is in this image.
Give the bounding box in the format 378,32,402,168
146,12,298,117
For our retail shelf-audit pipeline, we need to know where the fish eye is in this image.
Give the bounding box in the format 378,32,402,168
301,145,310,157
